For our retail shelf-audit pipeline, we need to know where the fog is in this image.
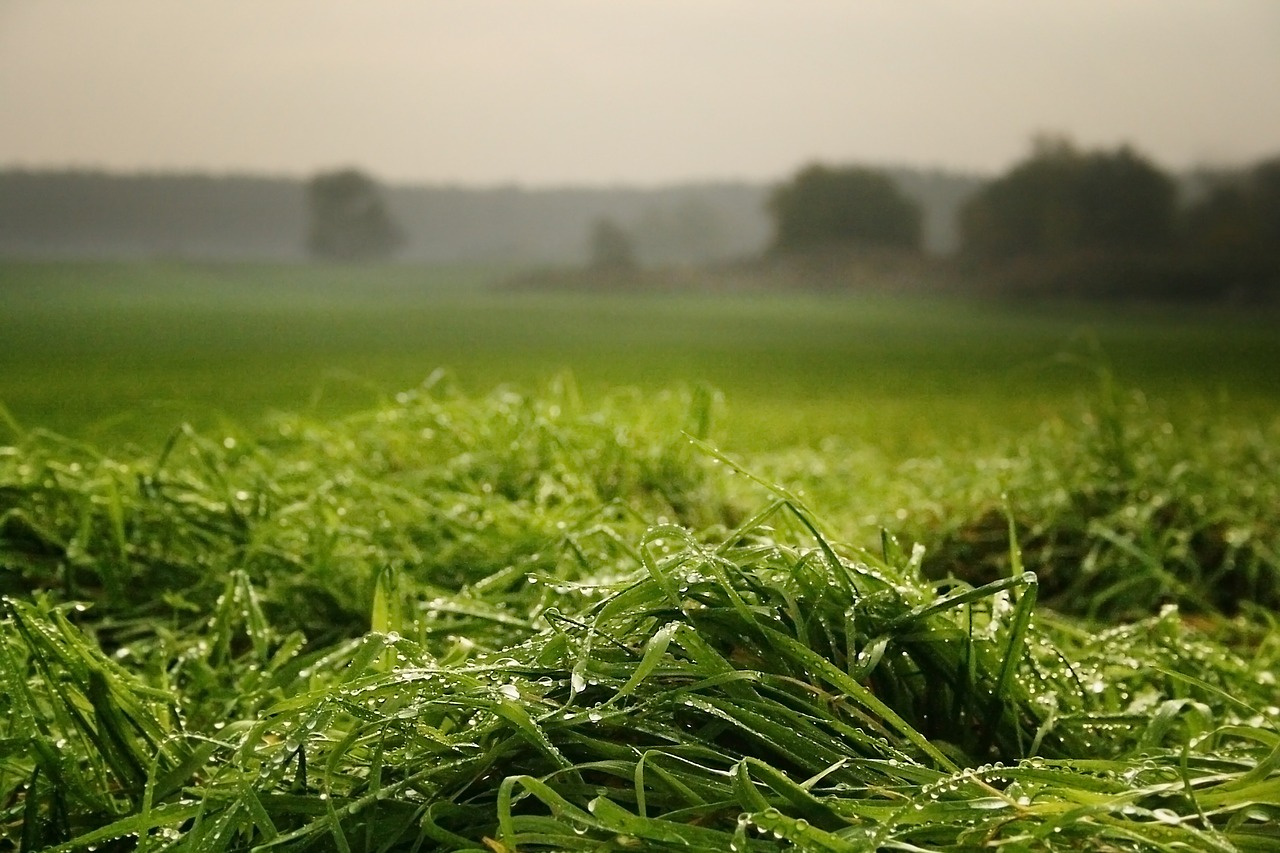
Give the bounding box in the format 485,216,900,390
2,0,1278,185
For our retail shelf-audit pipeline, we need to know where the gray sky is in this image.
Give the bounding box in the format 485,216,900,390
1,1,1277,186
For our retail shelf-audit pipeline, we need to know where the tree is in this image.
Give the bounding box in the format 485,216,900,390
306,168,403,261
587,216,637,272
1183,156,1280,296
959,138,1176,259
768,164,922,253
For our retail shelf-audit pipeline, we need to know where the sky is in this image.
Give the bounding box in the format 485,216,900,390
1,1,1278,187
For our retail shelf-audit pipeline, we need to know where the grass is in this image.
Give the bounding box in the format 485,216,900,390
2,374,1279,850
2,260,1278,455
1,260,1279,849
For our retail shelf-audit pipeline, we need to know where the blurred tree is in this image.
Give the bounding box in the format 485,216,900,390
959,138,1176,259
587,216,637,272
1183,156,1280,297
768,164,922,253
306,168,403,261
1254,158,1280,247
1185,183,1255,256
1075,146,1177,250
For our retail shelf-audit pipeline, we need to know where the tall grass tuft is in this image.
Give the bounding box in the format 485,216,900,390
2,376,1278,850
917,387,1280,620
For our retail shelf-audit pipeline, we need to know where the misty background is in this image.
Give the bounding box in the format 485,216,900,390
0,2,1276,292
0,168,981,263
4,3,1279,184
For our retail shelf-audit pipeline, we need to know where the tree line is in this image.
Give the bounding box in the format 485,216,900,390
765,137,1280,301
4,149,1274,301
0,168,975,265
0,169,776,264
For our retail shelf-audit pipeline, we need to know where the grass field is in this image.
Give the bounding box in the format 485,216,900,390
2,260,1279,850
2,261,1278,455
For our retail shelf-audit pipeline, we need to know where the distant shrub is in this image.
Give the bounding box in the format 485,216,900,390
305,168,403,262
768,163,922,254
586,215,638,273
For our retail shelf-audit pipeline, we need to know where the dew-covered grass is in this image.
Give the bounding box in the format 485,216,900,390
3,371,1278,851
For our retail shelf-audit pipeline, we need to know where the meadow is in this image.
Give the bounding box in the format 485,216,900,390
2,260,1279,850
2,260,1278,455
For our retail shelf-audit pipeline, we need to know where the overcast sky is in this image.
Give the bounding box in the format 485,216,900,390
1,1,1277,186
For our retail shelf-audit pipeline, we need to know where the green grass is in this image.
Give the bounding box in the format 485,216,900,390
2,260,1278,455
2,378,1278,851
1,260,1279,850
